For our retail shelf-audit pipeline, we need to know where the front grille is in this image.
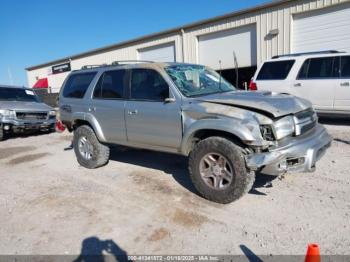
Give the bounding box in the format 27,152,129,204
16,112,48,120
294,108,317,136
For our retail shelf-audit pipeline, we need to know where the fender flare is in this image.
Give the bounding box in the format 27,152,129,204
180,118,257,155
72,112,107,142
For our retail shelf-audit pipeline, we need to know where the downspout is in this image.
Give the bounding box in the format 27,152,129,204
181,29,185,63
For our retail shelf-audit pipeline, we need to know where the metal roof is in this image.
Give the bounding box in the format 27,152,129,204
26,0,292,71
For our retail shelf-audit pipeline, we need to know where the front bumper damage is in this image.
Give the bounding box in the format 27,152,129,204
245,124,332,175
1,118,56,132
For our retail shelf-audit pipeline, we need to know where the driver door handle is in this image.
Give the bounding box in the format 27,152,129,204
294,83,302,87
340,82,350,87
128,110,138,115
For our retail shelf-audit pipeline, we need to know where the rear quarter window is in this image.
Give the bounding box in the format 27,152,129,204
257,60,295,80
63,72,97,98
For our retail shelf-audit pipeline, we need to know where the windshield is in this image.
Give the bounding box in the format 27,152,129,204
165,64,235,97
0,88,40,102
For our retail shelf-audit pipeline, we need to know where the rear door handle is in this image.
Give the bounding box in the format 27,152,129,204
128,110,138,115
340,82,350,87
294,83,302,87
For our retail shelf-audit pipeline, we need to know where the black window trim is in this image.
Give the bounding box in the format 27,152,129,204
128,68,170,102
92,69,129,101
256,59,296,81
297,56,341,80
340,56,350,79
63,71,98,99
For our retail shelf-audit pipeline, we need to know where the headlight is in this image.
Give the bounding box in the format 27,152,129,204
260,125,275,141
0,109,16,119
273,115,295,140
260,116,295,141
49,110,56,116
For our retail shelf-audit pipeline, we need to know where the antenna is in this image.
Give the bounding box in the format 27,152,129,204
7,67,13,85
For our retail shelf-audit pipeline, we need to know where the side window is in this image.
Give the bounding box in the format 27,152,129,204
93,70,127,99
256,60,295,80
341,56,350,78
130,69,169,101
307,57,334,79
63,72,97,98
297,59,310,79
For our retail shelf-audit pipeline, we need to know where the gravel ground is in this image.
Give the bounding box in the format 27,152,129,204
0,119,349,258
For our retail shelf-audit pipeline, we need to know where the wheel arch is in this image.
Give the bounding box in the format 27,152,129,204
72,114,106,142
181,125,253,155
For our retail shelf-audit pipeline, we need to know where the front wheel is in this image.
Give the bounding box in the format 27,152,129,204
73,125,110,169
189,137,255,204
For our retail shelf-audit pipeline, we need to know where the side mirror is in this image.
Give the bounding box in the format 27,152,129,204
164,97,176,103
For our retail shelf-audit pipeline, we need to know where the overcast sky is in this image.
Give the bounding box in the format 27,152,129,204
0,0,267,86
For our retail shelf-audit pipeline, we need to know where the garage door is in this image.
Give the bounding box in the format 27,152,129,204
293,3,350,53
198,24,257,70
138,42,175,62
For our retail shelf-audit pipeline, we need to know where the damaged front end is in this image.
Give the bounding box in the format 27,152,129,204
182,95,332,176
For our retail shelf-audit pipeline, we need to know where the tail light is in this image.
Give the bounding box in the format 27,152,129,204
249,80,257,91
55,120,66,133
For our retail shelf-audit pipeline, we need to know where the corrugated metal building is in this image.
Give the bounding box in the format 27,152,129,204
26,0,350,92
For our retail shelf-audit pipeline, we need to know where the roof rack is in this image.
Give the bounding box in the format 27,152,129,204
81,64,108,70
272,50,342,59
111,60,154,65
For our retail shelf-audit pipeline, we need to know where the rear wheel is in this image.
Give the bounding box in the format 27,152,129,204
189,136,255,204
73,125,110,169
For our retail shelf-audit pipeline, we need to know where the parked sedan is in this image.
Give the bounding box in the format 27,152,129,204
0,85,56,141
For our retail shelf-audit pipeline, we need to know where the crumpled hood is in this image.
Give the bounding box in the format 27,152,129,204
0,101,52,112
197,91,312,118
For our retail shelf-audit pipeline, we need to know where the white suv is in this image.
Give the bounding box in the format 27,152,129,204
250,51,350,116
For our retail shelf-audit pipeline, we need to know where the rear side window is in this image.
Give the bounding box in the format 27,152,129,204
63,72,96,98
130,69,169,101
298,57,335,79
257,60,295,80
93,70,127,99
341,56,350,78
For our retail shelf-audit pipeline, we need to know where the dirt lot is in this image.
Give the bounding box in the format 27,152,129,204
0,119,349,257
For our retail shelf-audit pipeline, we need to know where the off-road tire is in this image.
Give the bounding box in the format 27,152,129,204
73,125,110,169
189,136,255,204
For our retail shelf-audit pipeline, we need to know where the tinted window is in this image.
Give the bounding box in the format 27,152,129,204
307,57,334,78
0,88,40,102
341,56,350,78
130,69,169,101
63,72,96,98
298,60,310,79
257,60,295,80
94,70,126,99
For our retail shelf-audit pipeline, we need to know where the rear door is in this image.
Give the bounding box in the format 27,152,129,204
334,56,350,111
90,69,127,143
292,57,336,111
254,60,295,93
125,68,182,149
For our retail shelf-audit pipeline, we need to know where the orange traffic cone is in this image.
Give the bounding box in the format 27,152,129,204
305,243,321,262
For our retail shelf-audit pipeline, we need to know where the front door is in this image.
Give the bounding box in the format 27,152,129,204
125,68,182,149
292,57,336,111
334,56,350,111
90,69,128,143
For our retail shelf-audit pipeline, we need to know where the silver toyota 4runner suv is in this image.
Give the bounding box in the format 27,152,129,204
59,62,332,204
